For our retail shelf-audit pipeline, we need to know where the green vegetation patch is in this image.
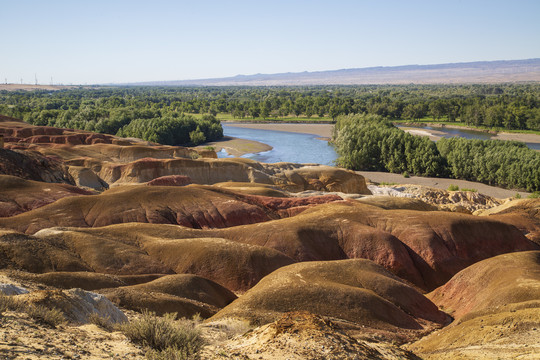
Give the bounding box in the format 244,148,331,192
332,114,540,192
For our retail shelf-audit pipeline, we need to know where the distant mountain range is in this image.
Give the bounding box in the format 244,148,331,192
131,59,540,86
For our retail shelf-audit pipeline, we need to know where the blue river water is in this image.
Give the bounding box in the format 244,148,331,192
220,125,338,165
219,124,540,164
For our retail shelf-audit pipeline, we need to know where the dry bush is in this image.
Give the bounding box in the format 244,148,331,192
0,293,20,315
88,312,115,332
120,311,203,359
25,304,65,328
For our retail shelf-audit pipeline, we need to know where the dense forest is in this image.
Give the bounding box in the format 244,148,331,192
0,84,539,136
332,114,540,191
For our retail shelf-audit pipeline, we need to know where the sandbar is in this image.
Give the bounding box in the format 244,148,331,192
201,136,272,156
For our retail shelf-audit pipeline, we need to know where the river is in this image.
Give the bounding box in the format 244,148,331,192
219,123,540,165
220,125,338,165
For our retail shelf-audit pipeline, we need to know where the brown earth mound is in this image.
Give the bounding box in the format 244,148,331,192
0,228,172,275
213,181,289,197
0,231,93,273
0,148,73,184
7,271,165,291
100,274,236,319
211,259,448,339
201,311,420,359
102,274,236,309
139,237,295,292
428,251,540,320
31,228,294,293
0,175,93,217
408,251,540,359
357,196,438,211
32,198,537,292
0,184,342,234
479,199,540,245
146,175,192,186
203,201,536,290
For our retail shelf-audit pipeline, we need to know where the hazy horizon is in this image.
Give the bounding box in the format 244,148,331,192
2,0,540,85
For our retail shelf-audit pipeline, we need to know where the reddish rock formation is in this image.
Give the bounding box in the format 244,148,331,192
0,185,343,234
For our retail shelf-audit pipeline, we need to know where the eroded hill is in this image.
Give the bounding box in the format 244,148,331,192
0,119,539,359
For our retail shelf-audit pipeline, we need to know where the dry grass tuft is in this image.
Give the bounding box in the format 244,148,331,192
120,311,204,359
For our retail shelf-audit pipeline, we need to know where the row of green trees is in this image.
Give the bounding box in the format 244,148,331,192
333,114,540,191
1,84,539,131
116,114,222,145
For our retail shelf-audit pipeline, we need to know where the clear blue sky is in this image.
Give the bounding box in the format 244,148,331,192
2,0,539,84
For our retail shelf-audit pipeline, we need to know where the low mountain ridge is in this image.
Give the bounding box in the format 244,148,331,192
131,59,540,86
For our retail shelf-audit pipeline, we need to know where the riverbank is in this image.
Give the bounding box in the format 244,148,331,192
224,122,334,138
201,136,272,156
398,122,540,146
224,121,540,147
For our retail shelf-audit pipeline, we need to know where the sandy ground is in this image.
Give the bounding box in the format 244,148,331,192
202,136,272,156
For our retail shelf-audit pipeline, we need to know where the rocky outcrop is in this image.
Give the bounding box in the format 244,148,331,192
368,184,503,213
201,312,420,360
90,157,371,194
0,148,74,184
17,288,128,324
0,283,29,295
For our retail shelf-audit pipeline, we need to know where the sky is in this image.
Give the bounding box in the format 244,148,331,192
1,0,539,84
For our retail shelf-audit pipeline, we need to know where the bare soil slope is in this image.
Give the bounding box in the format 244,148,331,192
211,259,448,342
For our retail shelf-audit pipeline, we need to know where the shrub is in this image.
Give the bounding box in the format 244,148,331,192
528,192,540,199
460,188,477,192
88,312,115,332
0,293,20,315
120,311,203,358
26,305,65,328
515,193,522,199
402,171,410,178
448,184,459,191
